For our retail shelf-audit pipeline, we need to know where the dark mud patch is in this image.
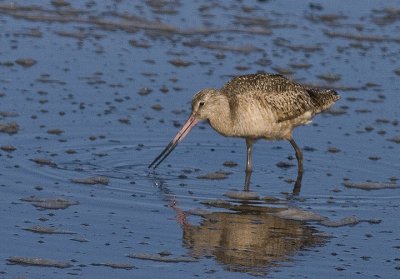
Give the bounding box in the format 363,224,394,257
200,204,382,229
343,182,399,190
7,257,72,268
71,176,109,185
197,171,231,180
46,128,64,135
0,122,19,134
69,237,89,243
224,191,260,200
200,199,231,207
15,58,37,68
274,38,322,53
55,30,90,40
183,39,261,53
30,158,57,167
90,262,136,270
169,59,193,67
118,117,131,124
128,253,197,263
320,217,381,227
276,161,295,169
0,111,19,117
274,208,381,228
324,108,347,116
21,196,78,209
0,3,272,38
50,0,71,8
316,73,341,83
320,217,359,227
327,147,341,153
1,145,16,152
324,30,400,43
274,208,326,222
388,135,400,144
150,103,164,111
262,196,282,203
23,226,76,235
129,39,151,49
222,160,238,167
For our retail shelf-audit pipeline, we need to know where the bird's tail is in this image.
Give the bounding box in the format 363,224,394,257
307,88,340,112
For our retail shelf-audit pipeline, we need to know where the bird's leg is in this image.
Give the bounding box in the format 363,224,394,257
244,138,253,191
246,138,253,173
289,138,303,173
288,138,303,195
244,169,252,192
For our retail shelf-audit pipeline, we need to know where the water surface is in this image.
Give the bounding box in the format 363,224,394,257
1,1,399,278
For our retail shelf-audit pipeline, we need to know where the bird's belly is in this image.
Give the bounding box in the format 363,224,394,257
231,108,312,140
231,107,279,138
234,122,290,140
209,103,313,140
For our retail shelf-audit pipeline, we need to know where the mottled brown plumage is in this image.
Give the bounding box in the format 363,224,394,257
223,74,338,118
149,73,340,192
191,73,339,140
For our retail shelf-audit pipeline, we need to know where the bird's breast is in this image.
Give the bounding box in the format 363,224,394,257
208,101,274,138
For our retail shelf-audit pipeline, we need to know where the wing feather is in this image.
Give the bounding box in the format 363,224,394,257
221,74,320,122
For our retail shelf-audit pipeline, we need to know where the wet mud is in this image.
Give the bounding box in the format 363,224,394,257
1,0,400,278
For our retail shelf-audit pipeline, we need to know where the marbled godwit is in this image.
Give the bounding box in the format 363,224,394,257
149,73,340,192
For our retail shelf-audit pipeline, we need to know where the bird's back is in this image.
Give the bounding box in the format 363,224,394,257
221,73,340,122
222,73,305,95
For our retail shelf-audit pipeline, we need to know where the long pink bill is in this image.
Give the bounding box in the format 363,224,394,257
149,114,199,169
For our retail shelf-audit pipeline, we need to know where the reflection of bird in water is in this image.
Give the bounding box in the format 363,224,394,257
157,176,326,275
178,209,325,275
149,73,340,192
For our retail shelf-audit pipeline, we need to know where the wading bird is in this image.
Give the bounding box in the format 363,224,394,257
149,73,340,193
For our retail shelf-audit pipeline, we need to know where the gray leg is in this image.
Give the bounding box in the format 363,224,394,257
288,138,303,194
246,138,253,174
244,138,253,191
288,138,303,174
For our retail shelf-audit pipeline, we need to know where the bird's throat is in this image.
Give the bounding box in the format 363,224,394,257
207,97,234,137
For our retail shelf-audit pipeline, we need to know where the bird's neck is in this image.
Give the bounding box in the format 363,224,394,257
207,94,234,137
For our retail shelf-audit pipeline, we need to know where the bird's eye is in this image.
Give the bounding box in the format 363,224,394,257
199,101,205,107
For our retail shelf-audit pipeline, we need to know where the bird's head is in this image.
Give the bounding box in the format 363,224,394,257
191,88,220,120
148,88,221,169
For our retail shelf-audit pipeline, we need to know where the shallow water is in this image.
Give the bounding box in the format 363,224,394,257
1,0,400,278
